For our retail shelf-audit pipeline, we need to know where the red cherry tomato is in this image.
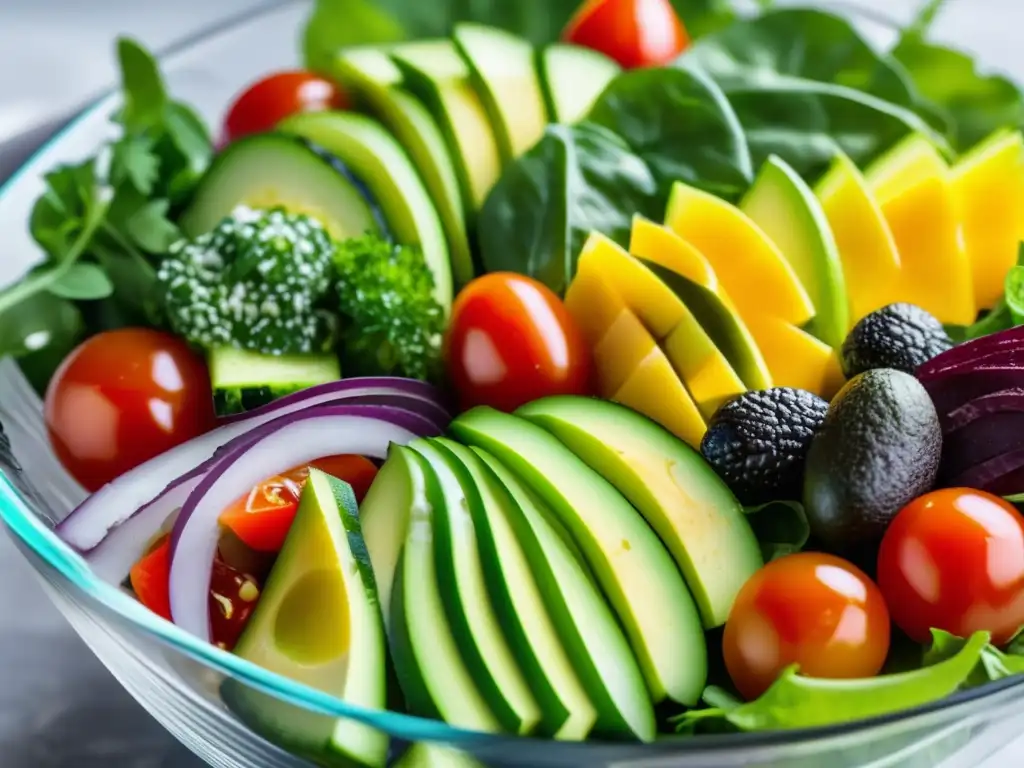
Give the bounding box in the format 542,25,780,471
209,557,262,651
445,273,593,413
218,455,379,553
563,0,690,69
222,70,349,144
878,488,1024,646
723,552,891,701
45,329,216,492
130,536,173,622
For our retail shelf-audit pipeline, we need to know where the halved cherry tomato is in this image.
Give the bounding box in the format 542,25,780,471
130,536,173,622
723,552,891,701
878,488,1024,646
45,329,216,492
218,455,378,553
445,273,593,413
563,0,690,69
222,70,350,144
209,558,262,651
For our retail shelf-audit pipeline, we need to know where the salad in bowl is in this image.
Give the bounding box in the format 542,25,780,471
4,0,1024,765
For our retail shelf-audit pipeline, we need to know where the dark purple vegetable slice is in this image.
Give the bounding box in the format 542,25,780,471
921,367,1024,421
939,411,1024,484
168,404,439,640
945,388,1024,431
947,446,1024,492
917,325,1024,380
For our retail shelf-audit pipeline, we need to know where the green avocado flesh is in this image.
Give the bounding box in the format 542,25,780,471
472,448,655,741
331,47,475,288
179,133,381,242
394,743,487,768
741,155,850,349
408,438,542,736
452,23,548,163
228,469,387,767
518,396,762,629
450,406,706,707
538,43,621,124
432,437,597,740
279,110,453,310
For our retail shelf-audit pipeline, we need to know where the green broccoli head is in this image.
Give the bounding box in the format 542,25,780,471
334,235,445,382
157,206,337,355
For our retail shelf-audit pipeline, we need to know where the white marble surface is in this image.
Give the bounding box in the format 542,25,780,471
0,1,1023,766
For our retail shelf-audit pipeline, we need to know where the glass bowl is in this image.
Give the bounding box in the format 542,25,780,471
3,1,1024,766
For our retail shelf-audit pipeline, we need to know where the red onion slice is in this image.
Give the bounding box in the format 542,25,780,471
57,380,448,553
168,404,439,641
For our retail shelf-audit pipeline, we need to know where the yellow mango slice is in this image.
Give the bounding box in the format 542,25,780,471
744,315,845,400
663,323,746,419
880,175,976,325
593,309,656,395
951,129,1024,309
664,182,814,327
564,254,626,347
815,153,902,322
629,216,720,295
865,133,947,203
612,346,706,449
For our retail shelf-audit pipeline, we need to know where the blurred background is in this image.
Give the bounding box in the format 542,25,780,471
0,0,1022,766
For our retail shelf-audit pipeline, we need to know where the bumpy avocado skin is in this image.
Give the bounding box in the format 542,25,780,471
803,368,941,549
841,303,953,379
701,388,829,506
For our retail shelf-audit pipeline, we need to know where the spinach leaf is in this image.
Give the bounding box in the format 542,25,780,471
302,0,408,74
588,64,752,200
672,631,989,732
478,123,659,295
743,500,809,562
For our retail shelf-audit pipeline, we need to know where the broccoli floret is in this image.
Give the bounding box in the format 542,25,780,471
157,206,337,355
334,235,445,382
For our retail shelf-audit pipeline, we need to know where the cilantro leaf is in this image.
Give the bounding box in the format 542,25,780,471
116,37,168,130
110,134,160,194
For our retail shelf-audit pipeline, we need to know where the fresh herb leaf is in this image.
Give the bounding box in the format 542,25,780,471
743,500,810,562
0,293,84,361
672,631,989,732
122,199,181,254
588,64,753,200
478,122,659,296
1005,266,1024,325
116,38,169,131
47,263,115,301
110,134,160,194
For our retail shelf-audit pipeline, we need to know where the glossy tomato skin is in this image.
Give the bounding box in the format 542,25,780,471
45,329,216,492
878,488,1024,646
445,273,593,413
209,558,261,651
222,70,349,144
723,552,891,701
563,0,690,69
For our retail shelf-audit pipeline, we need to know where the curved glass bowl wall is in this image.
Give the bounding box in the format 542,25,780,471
3,1,1024,766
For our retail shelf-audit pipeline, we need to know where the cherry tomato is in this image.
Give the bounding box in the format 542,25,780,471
222,70,350,144
218,455,379,552
130,536,172,622
209,558,261,651
445,273,593,413
878,488,1024,646
45,329,216,492
563,0,690,69
723,552,891,701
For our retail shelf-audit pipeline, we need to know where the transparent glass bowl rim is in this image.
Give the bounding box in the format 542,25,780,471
2,0,1024,755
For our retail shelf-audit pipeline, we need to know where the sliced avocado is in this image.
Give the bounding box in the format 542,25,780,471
519,396,763,628
638,258,772,391
228,470,387,767
384,446,502,731
453,24,547,162
392,41,503,215
450,407,706,707
741,156,850,349
864,133,946,204
279,111,453,309
408,438,541,736
538,43,621,124
332,48,475,288
180,133,383,242
433,437,597,740
208,346,340,417
394,744,486,768
472,447,655,741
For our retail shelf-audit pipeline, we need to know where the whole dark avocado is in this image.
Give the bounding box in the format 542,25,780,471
700,387,829,506
841,303,953,379
803,368,941,549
